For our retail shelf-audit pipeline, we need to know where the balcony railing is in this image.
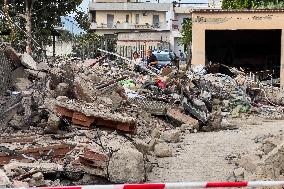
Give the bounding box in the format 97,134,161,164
91,22,168,30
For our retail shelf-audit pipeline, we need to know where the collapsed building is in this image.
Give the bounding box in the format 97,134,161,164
1,41,284,187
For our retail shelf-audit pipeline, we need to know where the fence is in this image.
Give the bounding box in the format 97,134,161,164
116,41,170,60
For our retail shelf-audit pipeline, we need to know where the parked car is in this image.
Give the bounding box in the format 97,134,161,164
153,50,179,69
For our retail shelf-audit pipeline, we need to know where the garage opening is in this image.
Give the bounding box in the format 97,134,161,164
205,29,281,80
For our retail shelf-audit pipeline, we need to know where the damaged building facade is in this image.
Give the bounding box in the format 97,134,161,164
191,9,284,87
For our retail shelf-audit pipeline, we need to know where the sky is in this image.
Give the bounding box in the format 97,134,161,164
62,0,89,34
63,0,209,34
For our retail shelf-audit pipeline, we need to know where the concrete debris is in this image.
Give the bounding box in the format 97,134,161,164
161,129,181,143
2,47,284,186
154,143,173,157
20,53,38,70
108,148,145,183
0,169,11,187
233,134,284,181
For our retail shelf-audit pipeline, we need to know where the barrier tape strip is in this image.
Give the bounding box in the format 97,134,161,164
3,181,284,189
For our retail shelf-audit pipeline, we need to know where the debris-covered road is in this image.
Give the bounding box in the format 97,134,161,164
149,118,284,183
2,44,284,187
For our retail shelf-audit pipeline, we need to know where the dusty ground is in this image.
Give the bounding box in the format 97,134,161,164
148,117,284,182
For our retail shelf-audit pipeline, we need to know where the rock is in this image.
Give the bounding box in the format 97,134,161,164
32,172,44,180
37,62,50,71
0,169,11,187
261,140,277,155
234,167,245,178
21,53,38,70
24,69,47,79
13,181,29,188
161,129,181,143
154,143,173,157
74,75,97,102
148,138,158,151
151,128,161,139
202,110,223,131
108,148,145,183
55,83,69,97
44,114,60,134
134,139,149,154
13,78,32,91
180,124,194,132
145,161,153,173
166,108,199,128
238,156,257,173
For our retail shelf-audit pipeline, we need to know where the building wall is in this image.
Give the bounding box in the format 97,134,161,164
46,41,73,57
95,10,166,26
191,11,284,86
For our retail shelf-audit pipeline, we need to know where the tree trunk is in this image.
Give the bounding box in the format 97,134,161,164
186,43,192,71
25,0,34,54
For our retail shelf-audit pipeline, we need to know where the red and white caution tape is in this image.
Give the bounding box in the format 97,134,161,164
16,181,284,189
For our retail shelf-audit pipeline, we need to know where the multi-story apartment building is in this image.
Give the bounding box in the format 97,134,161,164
89,0,171,36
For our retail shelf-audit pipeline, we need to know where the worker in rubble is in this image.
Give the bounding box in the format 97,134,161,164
146,49,158,68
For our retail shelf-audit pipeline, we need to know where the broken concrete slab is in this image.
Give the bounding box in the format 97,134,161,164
154,143,173,157
108,148,145,183
24,69,47,79
166,108,199,128
161,129,181,143
55,83,69,97
0,169,11,188
44,114,60,134
21,53,38,70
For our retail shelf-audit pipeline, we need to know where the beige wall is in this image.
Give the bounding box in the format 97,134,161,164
95,10,166,25
191,11,284,87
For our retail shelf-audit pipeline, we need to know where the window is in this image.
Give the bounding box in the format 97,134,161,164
135,14,139,24
91,11,96,22
126,14,130,23
107,14,114,28
153,15,160,27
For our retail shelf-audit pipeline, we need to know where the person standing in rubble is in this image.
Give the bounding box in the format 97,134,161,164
146,49,158,68
130,51,142,69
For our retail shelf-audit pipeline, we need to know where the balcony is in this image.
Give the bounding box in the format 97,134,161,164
91,22,168,30
89,2,171,11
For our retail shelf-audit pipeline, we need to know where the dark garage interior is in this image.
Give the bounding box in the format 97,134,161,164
205,29,281,79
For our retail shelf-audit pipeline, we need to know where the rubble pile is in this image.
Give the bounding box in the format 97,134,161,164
231,133,284,182
1,46,284,187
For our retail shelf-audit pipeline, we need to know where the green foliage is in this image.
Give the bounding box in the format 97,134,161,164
180,19,192,50
73,32,101,58
74,10,91,31
0,0,83,52
59,30,73,42
222,0,284,9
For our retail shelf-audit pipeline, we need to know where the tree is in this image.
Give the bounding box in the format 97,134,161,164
180,19,192,69
180,19,192,51
222,0,284,9
0,0,83,53
73,32,101,59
